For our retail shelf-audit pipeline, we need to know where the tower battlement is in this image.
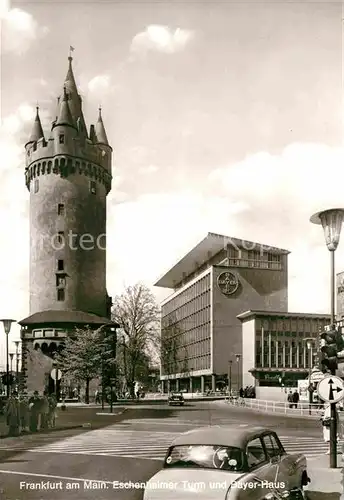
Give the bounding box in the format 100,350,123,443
25,155,112,194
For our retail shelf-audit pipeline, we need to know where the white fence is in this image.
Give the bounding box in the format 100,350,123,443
224,396,325,417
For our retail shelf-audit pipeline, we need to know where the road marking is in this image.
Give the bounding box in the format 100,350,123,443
0,469,113,485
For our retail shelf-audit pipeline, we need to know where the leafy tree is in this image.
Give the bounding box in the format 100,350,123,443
111,283,159,397
55,326,105,404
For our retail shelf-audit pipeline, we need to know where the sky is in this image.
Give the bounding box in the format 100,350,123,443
0,0,344,367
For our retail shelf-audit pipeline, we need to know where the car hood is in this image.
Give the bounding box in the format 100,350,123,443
143,468,243,499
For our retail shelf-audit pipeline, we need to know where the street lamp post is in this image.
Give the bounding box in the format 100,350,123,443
311,207,344,469
235,354,241,393
14,341,20,387
228,360,232,396
304,338,313,415
9,353,14,374
0,319,15,398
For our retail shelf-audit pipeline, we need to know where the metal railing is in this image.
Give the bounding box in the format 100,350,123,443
224,396,326,417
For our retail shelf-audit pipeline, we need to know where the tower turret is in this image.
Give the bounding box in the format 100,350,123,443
25,107,44,148
94,107,112,172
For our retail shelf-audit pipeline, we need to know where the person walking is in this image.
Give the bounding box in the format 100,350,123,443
40,391,50,430
4,391,20,437
287,390,293,408
47,393,57,428
19,394,30,433
292,390,300,409
321,402,340,454
29,391,41,432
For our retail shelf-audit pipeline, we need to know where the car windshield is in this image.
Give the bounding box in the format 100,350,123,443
164,445,245,472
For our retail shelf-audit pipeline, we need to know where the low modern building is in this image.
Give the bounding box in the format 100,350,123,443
238,310,331,398
155,232,290,393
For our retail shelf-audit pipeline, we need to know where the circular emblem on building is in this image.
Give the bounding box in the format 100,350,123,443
217,271,239,295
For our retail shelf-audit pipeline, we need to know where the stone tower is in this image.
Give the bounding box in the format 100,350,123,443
19,56,114,395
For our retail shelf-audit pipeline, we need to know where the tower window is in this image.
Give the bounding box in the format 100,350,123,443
58,204,65,215
34,179,39,193
57,289,65,301
90,180,97,194
59,134,65,144
57,231,64,244
56,276,66,287
33,143,37,151
57,259,64,271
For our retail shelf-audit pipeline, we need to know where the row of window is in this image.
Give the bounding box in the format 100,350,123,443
162,354,211,374
256,352,317,369
32,180,97,195
171,324,211,345
162,307,211,333
256,318,330,333
162,274,211,316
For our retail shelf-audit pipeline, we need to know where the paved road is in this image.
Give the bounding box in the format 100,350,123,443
0,402,336,500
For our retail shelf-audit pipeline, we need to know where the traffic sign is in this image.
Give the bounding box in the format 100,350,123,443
310,370,325,383
317,375,344,403
50,368,62,380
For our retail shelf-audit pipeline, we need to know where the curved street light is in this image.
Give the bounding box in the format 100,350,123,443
310,207,344,469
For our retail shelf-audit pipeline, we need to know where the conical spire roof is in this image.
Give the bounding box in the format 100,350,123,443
27,107,44,143
64,56,78,95
55,86,76,128
61,55,87,137
95,107,109,145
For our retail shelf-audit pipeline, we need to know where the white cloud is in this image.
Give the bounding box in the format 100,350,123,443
131,25,194,55
138,165,159,174
87,75,111,94
1,5,49,54
208,143,344,314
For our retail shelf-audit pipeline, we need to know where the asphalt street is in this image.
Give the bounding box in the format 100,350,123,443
0,401,337,500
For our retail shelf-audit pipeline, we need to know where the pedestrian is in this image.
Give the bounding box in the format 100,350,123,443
321,402,338,454
29,390,41,432
292,390,300,409
287,390,293,408
4,391,20,437
47,393,57,428
239,388,244,398
40,391,50,430
19,394,30,433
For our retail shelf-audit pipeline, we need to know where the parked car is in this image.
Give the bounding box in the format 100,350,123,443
168,392,185,406
143,426,309,499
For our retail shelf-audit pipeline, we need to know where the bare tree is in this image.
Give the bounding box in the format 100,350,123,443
111,283,159,397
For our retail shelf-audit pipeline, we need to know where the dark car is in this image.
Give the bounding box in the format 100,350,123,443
168,392,185,406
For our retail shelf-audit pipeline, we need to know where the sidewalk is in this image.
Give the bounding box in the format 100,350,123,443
306,454,344,496
0,406,127,438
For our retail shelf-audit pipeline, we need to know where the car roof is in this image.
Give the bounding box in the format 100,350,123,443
170,426,276,449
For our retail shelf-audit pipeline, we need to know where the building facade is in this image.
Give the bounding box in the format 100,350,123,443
19,56,114,394
238,310,331,395
156,232,289,393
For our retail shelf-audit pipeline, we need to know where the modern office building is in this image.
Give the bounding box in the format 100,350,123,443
155,232,290,393
238,310,331,394
19,55,115,394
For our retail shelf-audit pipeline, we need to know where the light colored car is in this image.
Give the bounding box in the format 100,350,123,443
143,426,309,499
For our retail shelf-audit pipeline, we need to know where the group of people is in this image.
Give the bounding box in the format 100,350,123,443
287,390,300,408
4,390,58,437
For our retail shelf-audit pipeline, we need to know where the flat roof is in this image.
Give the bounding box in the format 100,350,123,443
154,232,290,289
237,310,331,322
